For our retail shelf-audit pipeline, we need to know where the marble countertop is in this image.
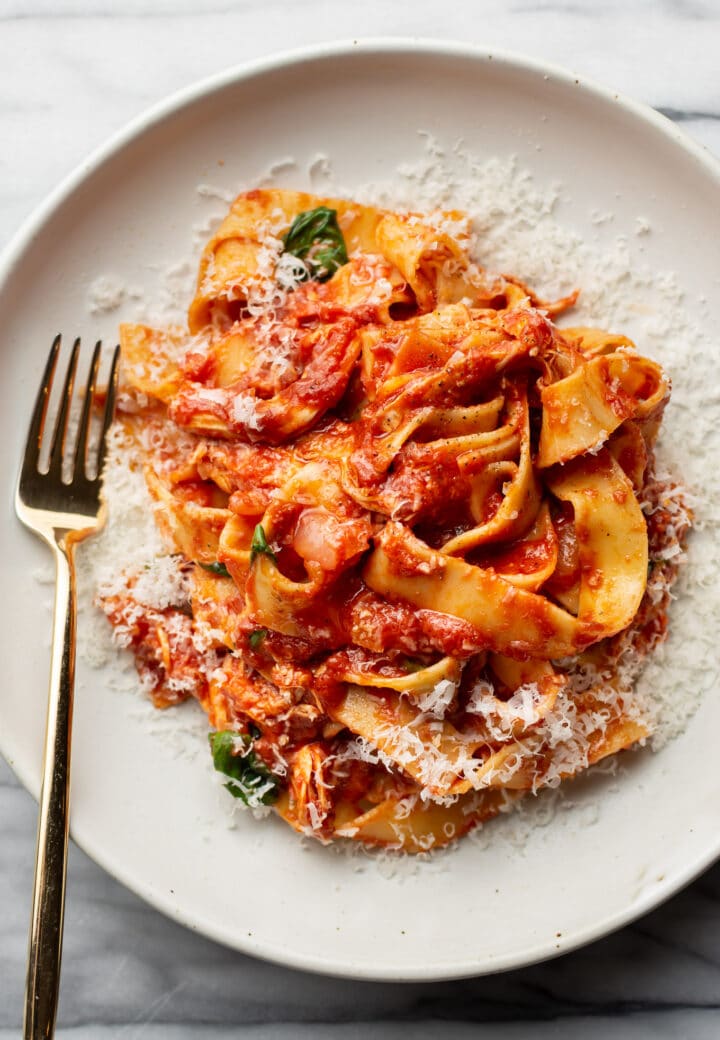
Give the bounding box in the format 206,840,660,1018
2,1,720,1036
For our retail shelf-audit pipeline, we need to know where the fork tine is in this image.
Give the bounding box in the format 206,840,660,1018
47,338,81,478
20,335,61,480
73,340,102,479
95,344,120,478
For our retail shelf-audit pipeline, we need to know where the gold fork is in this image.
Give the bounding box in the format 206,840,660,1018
15,336,119,1040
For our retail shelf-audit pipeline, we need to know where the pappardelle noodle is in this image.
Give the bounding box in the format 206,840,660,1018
100,188,689,853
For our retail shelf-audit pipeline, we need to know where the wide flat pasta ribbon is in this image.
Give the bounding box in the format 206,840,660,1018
332,789,508,852
169,317,362,443
364,450,647,658
538,351,668,467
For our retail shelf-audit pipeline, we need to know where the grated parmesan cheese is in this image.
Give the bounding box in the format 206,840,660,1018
413,677,458,717
72,139,715,856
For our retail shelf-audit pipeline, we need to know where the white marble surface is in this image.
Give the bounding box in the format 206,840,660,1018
2,1,720,1036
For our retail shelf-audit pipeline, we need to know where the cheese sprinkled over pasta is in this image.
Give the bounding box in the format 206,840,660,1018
98,187,690,852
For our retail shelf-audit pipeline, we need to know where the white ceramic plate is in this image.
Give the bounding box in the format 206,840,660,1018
2,41,720,981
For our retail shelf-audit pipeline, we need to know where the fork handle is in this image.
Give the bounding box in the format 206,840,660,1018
24,541,76,1040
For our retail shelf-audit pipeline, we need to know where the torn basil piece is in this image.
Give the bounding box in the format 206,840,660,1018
198,561,231,578
209,730,278,807
249,628,268,650
402,657,427,673
250,524,276,566
282,206,348,282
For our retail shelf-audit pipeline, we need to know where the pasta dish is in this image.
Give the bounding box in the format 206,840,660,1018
99,188,689,853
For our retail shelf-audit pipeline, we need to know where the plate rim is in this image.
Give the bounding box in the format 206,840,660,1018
2,37,720,981
2,36,720,293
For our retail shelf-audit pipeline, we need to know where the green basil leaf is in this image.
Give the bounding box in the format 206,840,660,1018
250,524,276,566
249,628,268,650
209,730,278,806
282,206,348,282
402,657,427,673
198,561,231,578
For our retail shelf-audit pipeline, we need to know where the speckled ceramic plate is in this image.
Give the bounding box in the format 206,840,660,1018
2,41,720,981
